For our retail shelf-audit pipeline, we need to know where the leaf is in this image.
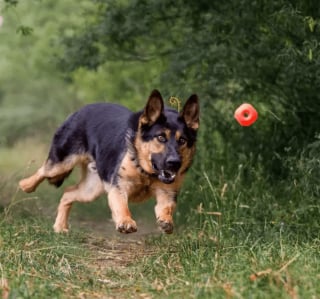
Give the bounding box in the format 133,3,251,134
4,0,19,7
16,25,33,36
306,16,316,33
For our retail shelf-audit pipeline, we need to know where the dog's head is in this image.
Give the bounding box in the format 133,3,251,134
135,90,199,184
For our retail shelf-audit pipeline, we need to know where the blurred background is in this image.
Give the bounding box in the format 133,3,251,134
0,0,319,234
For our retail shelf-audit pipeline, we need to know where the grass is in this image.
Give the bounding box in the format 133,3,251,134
1,204,319,298
1,139,320,298
0,216,153,299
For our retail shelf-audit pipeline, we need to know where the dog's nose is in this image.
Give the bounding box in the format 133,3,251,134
166,157,181,172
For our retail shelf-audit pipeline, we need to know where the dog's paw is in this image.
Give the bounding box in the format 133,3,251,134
157,219,174,234
116,218,137,234
53,223,69,233
19,178,37,193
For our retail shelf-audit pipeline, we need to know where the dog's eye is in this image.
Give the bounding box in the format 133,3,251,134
157,135,167,143
178,137,187,145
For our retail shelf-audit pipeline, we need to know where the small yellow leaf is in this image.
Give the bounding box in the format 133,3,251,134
308,49,313,61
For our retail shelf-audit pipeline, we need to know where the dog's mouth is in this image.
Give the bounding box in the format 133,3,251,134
159,169,176,184
152,163,176,184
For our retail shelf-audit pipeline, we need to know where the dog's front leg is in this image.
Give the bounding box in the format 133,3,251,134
154,190,177,234
107,186,137,233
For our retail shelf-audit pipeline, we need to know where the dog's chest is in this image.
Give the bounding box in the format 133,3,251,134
118,173,155,202
128,181,153,202
117,153,155,202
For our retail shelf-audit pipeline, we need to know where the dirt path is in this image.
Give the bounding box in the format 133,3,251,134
77,218,160,239
70,219,161,298
75,218,160,268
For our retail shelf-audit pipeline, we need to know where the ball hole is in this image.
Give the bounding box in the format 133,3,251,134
243,110,250,118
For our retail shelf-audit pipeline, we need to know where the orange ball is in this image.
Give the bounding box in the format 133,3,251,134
234,103,258,126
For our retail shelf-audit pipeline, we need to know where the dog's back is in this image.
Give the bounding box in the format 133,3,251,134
48,103,135,185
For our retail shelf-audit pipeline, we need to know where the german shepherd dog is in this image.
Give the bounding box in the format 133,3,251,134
19,90,199,234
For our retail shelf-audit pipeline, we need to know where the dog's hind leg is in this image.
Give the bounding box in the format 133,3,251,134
19,155,85,193
53,162,104,233
19,165,47,193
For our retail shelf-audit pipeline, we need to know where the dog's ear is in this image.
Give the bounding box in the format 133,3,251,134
180,94,200,130
140,90,164,126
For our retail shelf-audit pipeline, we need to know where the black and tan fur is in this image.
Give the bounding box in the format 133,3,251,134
19,90,199,234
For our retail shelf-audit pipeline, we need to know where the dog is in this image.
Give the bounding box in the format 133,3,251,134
19,90,199,234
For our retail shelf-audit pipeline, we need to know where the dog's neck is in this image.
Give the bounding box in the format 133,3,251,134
125,128,157,178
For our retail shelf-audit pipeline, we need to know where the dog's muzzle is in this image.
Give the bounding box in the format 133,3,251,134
152,163,177,184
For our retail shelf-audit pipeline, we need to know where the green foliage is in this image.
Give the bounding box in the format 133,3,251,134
177,138,320,239
0,0,164,146
59,0,320,179
0,0,87,145
3,0,19,6
16,25,33,35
